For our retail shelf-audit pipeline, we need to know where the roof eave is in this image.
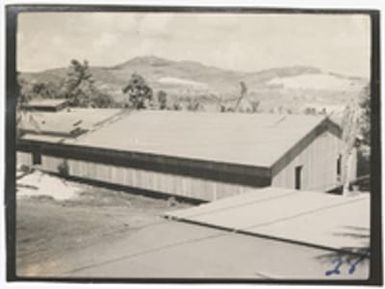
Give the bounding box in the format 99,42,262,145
270,117,342,176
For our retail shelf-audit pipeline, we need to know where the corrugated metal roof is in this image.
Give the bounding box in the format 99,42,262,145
165,187,370,251
74,111,328,167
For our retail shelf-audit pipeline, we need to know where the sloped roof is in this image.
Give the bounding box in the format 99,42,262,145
165,187,370,251
19,108,123,139
61,220,368,279
23,98,69,107
73,111,336,167
48,187,368,278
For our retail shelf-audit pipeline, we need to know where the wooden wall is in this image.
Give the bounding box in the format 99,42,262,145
17,152,33,167
17,152,261,201
272,130,351,191
16,139,271,201
70,159,257,201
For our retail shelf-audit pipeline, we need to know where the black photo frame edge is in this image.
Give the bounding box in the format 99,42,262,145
4,4,382,285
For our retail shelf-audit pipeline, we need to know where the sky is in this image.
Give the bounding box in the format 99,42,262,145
17,12,371,78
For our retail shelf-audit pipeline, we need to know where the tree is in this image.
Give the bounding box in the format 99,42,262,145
234,81,247,111
16,74,29,107
341,89,362,194
304,107,312,115
187,99,202,111
122,73,153,109
62,59,95,107
90,92,114,108
29,81,61,99
32,82,50,98
172,102,182,111
157,90,167,110
356,85,371,182
251,100,260,113
16,74,26,138
16,74,40,139
359,85,370,146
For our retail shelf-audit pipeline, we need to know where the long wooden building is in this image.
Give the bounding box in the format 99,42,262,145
17,106,356,202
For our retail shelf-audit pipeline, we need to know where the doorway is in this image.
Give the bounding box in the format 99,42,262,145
295,165,303,190
32,151,41,165
337,154,342,181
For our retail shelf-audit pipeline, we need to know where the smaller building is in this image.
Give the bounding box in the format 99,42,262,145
21,99,69,112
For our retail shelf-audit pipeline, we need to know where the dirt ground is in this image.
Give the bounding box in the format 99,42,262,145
16,184,190,276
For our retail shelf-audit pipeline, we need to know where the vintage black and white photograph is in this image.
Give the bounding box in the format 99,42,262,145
6,6,381,283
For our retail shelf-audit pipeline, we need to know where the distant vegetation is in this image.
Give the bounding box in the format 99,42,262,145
18,59,118,109
356,85,370,178
62,59,95,107
359,85,370,146
17,55,370,119
157,90,167,110
122,73,153,109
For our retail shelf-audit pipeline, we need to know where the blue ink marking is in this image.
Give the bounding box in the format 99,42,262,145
325,258,343,276
346,255,367,275
325,254,368,276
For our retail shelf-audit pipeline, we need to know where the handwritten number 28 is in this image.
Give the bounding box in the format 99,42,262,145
325,256,366,276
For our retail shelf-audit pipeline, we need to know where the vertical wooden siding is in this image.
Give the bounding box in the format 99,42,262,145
272,131,345,191
68,159,255,201
17,152,32,167
20,154,258,201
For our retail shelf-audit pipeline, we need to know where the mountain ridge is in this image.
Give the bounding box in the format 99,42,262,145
28,56,328,77
20,55,368,112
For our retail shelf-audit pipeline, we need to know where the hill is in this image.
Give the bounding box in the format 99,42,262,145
20,56,368,113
